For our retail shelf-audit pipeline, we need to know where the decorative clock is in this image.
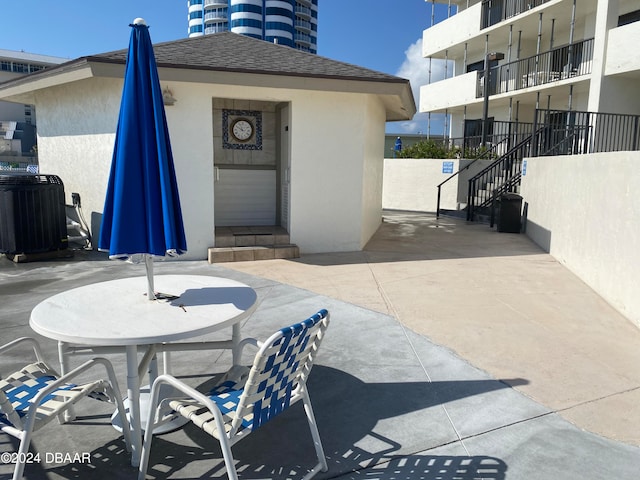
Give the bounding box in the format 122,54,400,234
231,118,254,142
222,109,262,150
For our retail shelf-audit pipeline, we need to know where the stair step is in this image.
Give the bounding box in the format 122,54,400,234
208,245,300,263
214,226,291,247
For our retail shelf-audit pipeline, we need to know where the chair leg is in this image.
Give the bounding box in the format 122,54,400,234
138,381,164,480
218,436,239,480
301,387,328,478
105,383,133,453
12,425,35,480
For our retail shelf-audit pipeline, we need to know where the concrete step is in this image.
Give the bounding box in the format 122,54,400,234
214,226,291,248
208,244,299,263
210,225,298,263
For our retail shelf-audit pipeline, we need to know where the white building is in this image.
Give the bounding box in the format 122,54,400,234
421,0,640,142
0,32,414,260
417,0,640,327
0,49,66,161
188,0,318,54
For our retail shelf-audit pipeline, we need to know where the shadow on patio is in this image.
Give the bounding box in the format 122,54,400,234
44,366,523,479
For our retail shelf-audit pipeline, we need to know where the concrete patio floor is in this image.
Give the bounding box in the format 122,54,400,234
1,210,639,479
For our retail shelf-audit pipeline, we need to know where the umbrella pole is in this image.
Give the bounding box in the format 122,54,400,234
145,255,157,300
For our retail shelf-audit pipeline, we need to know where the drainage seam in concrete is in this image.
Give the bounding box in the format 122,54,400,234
365,258,471,457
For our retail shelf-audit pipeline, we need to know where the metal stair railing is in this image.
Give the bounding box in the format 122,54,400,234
466,133,537,221
435,140,506,219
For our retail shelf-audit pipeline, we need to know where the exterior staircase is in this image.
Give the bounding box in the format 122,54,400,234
208,226,299,263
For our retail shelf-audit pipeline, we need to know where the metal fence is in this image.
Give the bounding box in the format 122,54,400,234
477,38,594,97
532,109,640,156
481,0,552,29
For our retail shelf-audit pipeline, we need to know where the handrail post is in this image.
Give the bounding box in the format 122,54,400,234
467,179,473,221
531,109,539,157
436,186,442,219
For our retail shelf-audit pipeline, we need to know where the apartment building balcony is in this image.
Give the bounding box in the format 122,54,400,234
423,0,573,60
480,0,553,29
295,19,312,33
204,11,227,23
605,19,640,77
420,38,593,114
295,32,312,47
205,24,228,35
204,0,227,7
495,38,593,91
295,5,312,19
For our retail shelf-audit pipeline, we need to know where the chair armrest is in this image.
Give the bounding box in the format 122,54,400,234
29,357,122,409
0,337,45,363
236,337,261,355
149,375,225,424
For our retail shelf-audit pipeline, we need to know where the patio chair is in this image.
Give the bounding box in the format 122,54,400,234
138,309,330,480
0,337,132,480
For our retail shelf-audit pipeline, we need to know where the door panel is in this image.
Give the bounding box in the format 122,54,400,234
214,169,276,226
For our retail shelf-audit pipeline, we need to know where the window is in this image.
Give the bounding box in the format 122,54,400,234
618,10,640,26
12,63,29,73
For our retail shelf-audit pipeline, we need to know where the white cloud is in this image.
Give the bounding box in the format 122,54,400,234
388,38,451,135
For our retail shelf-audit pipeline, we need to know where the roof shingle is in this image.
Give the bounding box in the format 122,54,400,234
87,31,407,84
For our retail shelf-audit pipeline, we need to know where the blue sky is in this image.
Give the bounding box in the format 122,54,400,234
0,1,449,134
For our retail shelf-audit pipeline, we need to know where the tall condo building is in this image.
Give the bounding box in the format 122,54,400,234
188,0,318,54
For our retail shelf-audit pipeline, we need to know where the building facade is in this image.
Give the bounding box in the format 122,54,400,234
188,0,318,53
0,33,414,258
0,49,66,162
420,0,640,142
417,0,640,327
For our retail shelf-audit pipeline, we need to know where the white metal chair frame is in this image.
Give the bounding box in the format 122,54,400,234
138,309,330,480
0,337,132,480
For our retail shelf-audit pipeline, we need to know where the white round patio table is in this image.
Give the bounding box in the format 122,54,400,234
30,274,258,467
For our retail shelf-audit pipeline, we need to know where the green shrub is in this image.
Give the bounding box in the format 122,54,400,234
397,139,459,159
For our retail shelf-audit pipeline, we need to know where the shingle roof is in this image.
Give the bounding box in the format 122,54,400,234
0,31,415,120
86,31,406,84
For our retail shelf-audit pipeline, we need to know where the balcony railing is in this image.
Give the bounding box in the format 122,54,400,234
295,33,312,45
204,11,227,22
481,0,552,29
463,120,535,154
477,38,594,97
295,6,312,18
204,0,227,7
532,109,640,156
205,23,228,34
295,19,312,32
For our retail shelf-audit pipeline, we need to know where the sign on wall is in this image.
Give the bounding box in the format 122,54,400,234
442,161,454,174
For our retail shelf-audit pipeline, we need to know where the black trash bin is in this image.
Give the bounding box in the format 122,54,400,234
497,193,522,233
0,173,68,254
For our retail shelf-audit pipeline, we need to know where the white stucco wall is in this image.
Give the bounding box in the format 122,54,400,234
33,77,214,261
520,152,640,328
288,91,379,253
34,78,121,237
422,2,481,57
31,76,389,258
382,158,464,213
420,72,480,113
605,21,640,77
360,95,387,248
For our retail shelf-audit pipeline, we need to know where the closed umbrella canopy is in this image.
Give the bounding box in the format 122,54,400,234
99,18,187,300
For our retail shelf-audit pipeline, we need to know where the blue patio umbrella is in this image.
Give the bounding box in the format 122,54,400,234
99,18,187,300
